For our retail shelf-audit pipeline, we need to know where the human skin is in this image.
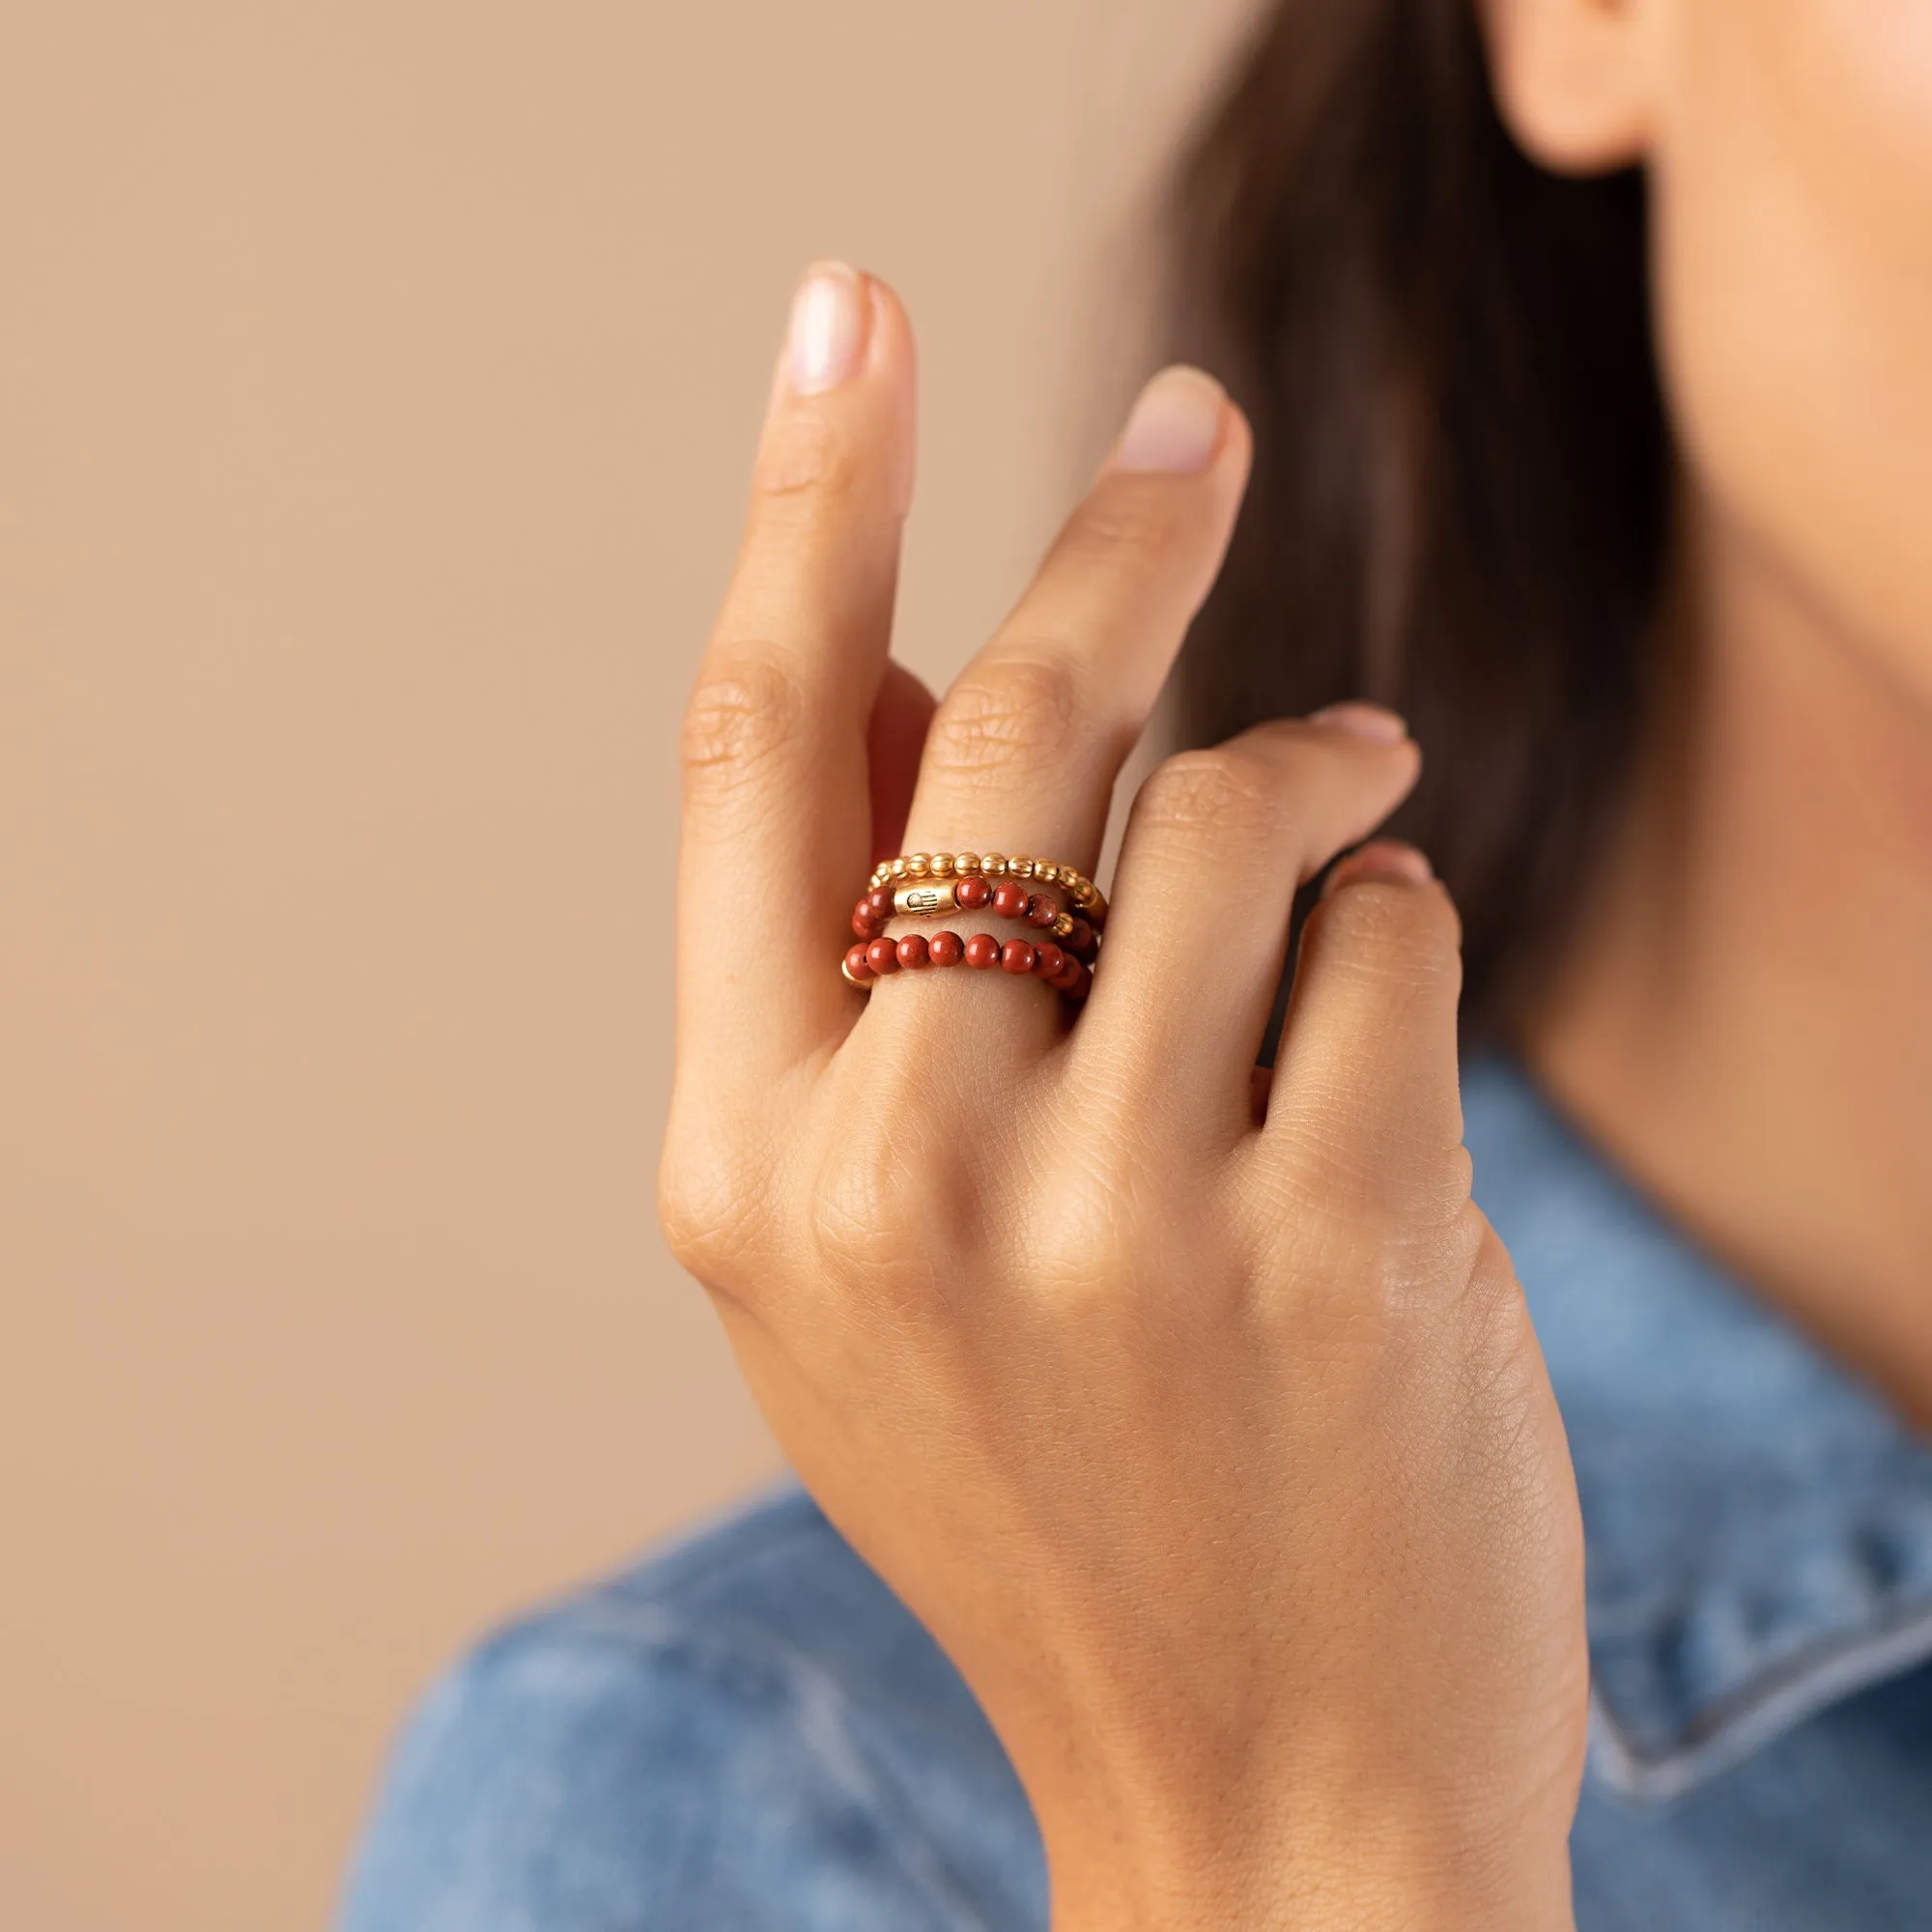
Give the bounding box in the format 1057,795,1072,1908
1490,0,1932,1420
662,298,1587,1930
660,0,1932,1924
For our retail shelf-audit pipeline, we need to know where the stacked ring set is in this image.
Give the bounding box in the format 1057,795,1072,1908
841,852,1107,1004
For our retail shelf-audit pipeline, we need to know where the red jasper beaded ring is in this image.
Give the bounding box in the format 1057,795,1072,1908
848,881,1097,956
840,850,1101,1003
842,931,1091,999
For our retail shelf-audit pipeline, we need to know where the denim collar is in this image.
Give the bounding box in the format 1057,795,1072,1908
1463,1057,1932,1804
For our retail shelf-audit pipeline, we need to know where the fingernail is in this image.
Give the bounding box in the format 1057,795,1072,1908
1308,700,1409,746
1111,366,1227,474
787,262,867,396
1322,841,1435,898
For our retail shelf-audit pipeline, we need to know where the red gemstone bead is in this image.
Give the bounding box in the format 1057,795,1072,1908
929,931,965,969
844,945,876,982
1063,917,1094,957
1048,953,1083,991
963,932,1002,970
867,937,901,976
955,875,992,912
896,933,931,970
992,880,1029,920
1065,962,1093,1001
1001,939,1037,975
1025,893,1057,929
866,887,896,922
853,907,882,940
1032,942,1065,980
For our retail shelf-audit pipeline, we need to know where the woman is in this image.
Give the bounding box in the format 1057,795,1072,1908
341,0,1932,1924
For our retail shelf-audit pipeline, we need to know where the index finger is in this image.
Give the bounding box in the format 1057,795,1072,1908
674,265,917,1094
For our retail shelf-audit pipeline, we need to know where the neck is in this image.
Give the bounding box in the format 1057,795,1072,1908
1525,496,1932,1423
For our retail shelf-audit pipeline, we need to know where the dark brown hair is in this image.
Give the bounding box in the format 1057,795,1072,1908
1167,0,1670,1042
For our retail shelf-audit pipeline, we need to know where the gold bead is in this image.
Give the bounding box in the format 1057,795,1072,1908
1072,879,1095,906
931,853,954,878
1052,913,1074,940
1009,855,1035,880
907,854,932,878
890,857,909,880
1034,863,1060,886
983,853,1007,877
871,867,891,889
955,853,981,875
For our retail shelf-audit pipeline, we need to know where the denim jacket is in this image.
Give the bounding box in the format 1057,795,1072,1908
340,1061,1932,1929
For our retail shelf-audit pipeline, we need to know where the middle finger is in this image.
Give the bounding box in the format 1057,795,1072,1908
895,366,1250,881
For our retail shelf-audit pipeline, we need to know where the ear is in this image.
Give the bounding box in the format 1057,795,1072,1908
1477,0,1658,176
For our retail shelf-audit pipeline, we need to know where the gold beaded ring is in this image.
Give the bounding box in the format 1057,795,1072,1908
867,853,1109,923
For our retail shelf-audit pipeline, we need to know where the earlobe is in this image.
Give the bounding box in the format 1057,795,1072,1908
1478,0,1655,177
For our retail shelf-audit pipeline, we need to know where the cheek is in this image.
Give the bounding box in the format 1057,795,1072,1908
1650,0,1932,682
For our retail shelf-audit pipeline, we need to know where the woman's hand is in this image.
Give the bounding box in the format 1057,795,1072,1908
658,265,1588,1932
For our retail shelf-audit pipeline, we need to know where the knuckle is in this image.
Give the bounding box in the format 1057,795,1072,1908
1258,1071,1475,1231
1264,1123,1384,1233
1383,1142,1485,1250
1293,1205,1478,1326
657,1109,776,1299
1316,879,1463,988
1437,1141,1480,1226
1031,1166,1130,1279
657,1184,732,1287
1133,746,1286,843
751,412,867,503
1355,1221,1460,1318
1055,487,1185,572
680,645,812,799
924,655,1081,781
1456,1212,1534,1343
804,1109,931,1289
806,1163,904,1287
1023,1106,1181,1291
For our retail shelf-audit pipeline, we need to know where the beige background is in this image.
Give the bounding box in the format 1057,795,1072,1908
1,4,1258,1926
